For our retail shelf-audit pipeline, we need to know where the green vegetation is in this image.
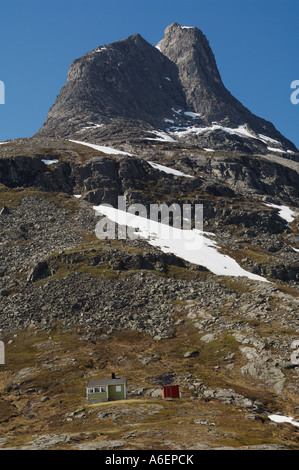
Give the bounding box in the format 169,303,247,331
0,138,110,164
0,184,79,214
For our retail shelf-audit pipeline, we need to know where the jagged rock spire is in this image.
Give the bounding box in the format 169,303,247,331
157,24,273,130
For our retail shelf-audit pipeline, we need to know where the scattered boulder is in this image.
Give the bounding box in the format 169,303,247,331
184,351,199,358
0,206,10,216
27,261,52,283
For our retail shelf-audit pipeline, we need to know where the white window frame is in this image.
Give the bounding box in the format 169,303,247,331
87,386,107,394
115,385,122,392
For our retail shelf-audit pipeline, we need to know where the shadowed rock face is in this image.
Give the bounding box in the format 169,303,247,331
35,23,297,153
36,33,188,137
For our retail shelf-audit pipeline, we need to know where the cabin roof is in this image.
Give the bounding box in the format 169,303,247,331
87,378,127,387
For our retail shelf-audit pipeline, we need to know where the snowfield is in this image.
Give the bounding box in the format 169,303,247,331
152,121,289,153
145,131,176,142
76,123,103,132
148,161,194,178
69,140,133,156
258,134,280,144
168,123,278,145
41,159,58,165
183,111,201,119
267,147,285,153
264,203,295,224
93,205,268,282
268,415,299,427
169,123,255,138
146,123,274,144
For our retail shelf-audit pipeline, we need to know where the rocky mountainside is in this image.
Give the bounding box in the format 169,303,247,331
0,24,299,450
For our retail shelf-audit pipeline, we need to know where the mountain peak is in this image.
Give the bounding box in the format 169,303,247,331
163,23,197,33
157,22,223,96
159,23,216,52
157,23,251,123
37,31,188,137
35,24,297,154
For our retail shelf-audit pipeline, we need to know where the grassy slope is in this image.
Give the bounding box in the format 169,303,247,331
0,317,298,450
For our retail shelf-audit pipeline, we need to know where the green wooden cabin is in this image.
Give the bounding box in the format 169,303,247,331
86,374,127,404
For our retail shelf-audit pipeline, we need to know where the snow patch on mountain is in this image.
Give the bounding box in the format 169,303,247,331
76,123,103,133
146,131,176,142
93,205,268,283
184,111,201,119
169,124,259,140
268,415,299,427
148,161,193,178
264,203,295,224
258,134,280,145
41,159,58,165
164,123,288,152
267,147,285,153
69,140,133,156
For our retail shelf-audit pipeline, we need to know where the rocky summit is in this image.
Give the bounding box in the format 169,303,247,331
0,24,299,451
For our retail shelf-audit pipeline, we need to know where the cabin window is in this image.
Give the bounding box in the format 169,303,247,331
88,387,107,393
116,385,121,392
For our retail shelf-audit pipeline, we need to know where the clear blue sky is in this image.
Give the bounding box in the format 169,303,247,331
0,0,298,147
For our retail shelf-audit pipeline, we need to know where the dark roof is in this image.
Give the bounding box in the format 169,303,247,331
87,378,127,387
